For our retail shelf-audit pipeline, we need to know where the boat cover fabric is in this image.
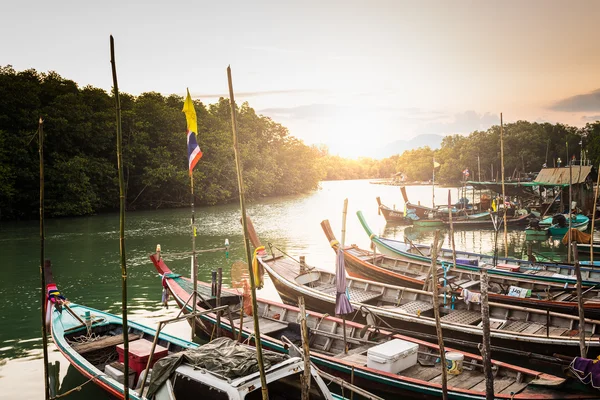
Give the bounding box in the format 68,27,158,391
335,247,353,315
569,356,600,389
147,337,288,397
562,228,592,245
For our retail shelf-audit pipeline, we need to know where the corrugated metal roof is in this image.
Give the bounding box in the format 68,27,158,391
534,166,592,185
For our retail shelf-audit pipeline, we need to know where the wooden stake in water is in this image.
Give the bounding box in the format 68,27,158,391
572,243,587,358
298,296,311,400
110,35,129,399
568,142,573,263
591,165,600,264
479,268,494,400
429,230,448,400
341,198,349,354
447,190,456,270
500,113,508,258
227,65,269,400
38,117,50,400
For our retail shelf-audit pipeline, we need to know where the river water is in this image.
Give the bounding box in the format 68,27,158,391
0,180,570,398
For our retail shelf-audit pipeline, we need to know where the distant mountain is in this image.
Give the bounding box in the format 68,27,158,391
376,134,444,158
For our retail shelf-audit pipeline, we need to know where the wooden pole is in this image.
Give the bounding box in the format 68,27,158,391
341,198,349,354
479,267,494,400
432,157,436,208
110,35,129,399
227,65,269,400
298,296,312,400
591,165,600,264
448,190,456,270
38,118,50,400
216,267,222,338
191,172,198,340
568,142,573,263
500,113,508,258
430,230,448,400
572,243,587,358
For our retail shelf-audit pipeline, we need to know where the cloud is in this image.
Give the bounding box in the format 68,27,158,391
416,111,499,136
581,115,600,122
549,89,600,112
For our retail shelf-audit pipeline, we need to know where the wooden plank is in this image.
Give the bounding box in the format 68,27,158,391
470,377,515,393
72,333,140,354
499,381,529,395
402,364,443,382
441,370,484,390
241,316,288,334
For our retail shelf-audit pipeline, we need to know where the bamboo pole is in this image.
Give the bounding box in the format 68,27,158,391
479,267,494,400
591,165,600,264
432,157,436,208
110,35,129,399
568,142,573,263
500,113,508,258
191,172,198,340
572,243,587,358
448,190,456,271
298,296,311,400
227,65,269,400
341,198,349,354
38,117,50,400
216,267,222,338
429,230,448,400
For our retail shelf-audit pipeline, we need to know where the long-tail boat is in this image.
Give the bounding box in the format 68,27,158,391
240,219,600,361
357,211,600,283
150,253,595,399
376,197,411,224
46,262,339,400
324,218,600,318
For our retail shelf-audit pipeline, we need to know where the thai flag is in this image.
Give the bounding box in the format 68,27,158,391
183,89,202,175
463,168,470,177
187,130,202,175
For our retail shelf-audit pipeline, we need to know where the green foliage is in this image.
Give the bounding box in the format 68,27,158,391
395,120,600,184
0,66,329,219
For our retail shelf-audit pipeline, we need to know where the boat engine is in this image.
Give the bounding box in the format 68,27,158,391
552,214,567,227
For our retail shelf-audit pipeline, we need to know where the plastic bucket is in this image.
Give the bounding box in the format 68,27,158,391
446,352,464,375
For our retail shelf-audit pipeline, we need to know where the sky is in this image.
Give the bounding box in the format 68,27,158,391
2,0,599,158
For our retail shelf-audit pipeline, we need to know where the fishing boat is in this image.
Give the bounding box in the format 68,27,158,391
413,218,445,227
46,263,339,400
357,211,600,283
324,219,600,318
375,197,411,224
400,186,438,219
547,214,590,236
150,253,594,399
448,212,533,228
576,243,600,254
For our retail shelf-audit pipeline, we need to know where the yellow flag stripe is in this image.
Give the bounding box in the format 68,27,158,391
182,88,198,135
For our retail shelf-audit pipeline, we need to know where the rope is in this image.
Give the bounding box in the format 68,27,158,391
329,239,339,248
51,375,100,399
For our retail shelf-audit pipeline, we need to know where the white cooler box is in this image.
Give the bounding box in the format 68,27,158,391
367,339,418,374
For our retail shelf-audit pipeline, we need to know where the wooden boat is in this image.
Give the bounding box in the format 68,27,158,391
150,254,595,399
400,186,438,219
46,263,339,400
576,243,600,254
548,215,590,237
324,218,600,318
376,197,411,224
448,212,533,228
357,210,600,284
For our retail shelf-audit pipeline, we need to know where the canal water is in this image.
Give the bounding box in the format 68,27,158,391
0,180,571,398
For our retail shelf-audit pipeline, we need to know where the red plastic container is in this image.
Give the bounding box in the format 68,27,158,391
496,264,520,272
116,339,168,376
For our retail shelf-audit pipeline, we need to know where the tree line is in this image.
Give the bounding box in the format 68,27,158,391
0,66,393,220
395,120,600,184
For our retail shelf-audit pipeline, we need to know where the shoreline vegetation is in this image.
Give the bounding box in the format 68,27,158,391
1,65,599,220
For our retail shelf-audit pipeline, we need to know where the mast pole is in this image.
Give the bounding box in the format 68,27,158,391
110,35,129,400
568,142,573,263
191,172,197,340
500,113,508,258
432,157,435,208
591,165,600,264
39,117,50,400
227,65,269,400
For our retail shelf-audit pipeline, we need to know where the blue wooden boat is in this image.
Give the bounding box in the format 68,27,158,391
357,211,600,283
46,264,340,399
547,215,589,237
